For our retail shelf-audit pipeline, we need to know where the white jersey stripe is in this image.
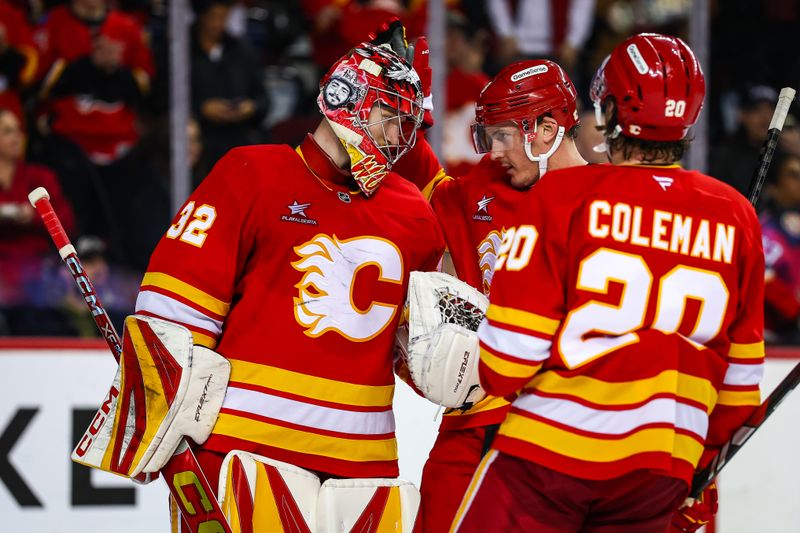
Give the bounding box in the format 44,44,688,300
722,362,764,387
135,290,223,335
477,320,551,363
514,393,708,439
223,387,396,436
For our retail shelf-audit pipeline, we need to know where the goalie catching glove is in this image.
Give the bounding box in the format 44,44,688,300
72,315,230,479
404,271,487,408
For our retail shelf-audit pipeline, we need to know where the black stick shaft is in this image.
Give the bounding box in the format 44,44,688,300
690,87,796,498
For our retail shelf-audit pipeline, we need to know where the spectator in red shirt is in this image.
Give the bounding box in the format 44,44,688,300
36,0,154,165
33,0,162,270
0,107,75,308
0,1,38,124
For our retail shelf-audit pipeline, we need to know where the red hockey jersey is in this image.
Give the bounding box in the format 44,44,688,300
429,155,525,430
479,163,765,485
36,6,154,162
136,136,444,478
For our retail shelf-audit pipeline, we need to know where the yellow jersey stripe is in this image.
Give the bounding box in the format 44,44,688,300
422,168,450,202
214,413,397,462
229,359,394,407
674,432,705,465
486,304,559,336
142,272,231,316
728,341,765,359
529,370,718,410
192,331,217,349
500,412,686,462
481,348,540,379
717,389,761,406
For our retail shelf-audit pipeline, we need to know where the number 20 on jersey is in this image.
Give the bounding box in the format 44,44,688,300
495,225,539,271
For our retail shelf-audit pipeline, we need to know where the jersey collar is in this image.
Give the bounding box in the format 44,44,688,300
296,134,360,193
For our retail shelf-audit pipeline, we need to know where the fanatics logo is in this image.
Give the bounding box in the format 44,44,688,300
473,194,494,222
281,200,317,225
652,176,674,191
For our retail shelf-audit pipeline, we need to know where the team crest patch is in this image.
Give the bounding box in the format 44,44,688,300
281,200,318,225
473,194,494,222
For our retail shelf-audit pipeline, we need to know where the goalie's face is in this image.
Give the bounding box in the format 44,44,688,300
482,121,541,189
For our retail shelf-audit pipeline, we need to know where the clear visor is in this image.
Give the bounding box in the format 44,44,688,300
360,88,423,165
471,122,524,154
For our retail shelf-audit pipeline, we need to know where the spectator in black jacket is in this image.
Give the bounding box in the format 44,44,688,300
191,0,268,177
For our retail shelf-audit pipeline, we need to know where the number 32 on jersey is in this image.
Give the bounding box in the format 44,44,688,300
495,225,729,369
167,201,217,247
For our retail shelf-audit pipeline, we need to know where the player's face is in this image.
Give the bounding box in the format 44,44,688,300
367,103,403,147
485,122,540,189
776,156,800,207
0,111,23,161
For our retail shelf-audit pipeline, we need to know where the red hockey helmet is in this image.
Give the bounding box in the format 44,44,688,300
471,59,579,175
318,42,424,196
590,33,705,142
472,59,579,149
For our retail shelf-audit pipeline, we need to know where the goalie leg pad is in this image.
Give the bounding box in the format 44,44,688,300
317,478,420,533
406,271,487,408
218,451,320,532
72,315,231,478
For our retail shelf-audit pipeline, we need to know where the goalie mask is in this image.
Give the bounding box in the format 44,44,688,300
590,33,705,142
318,42,424,196
471,59,579,177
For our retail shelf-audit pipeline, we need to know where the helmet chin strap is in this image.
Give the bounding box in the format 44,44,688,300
524,125,565,177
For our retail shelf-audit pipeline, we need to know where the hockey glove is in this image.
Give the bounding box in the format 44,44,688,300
670,481,718,532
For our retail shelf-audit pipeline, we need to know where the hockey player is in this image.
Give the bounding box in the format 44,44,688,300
454,33,765,532
412,59,588,532
73,41,443,532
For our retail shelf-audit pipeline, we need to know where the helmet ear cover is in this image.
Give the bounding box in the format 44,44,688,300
318,42,424,196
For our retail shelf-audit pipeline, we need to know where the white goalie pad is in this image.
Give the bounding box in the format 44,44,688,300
317,478,420,533
71,315,231,478
406,271,488,408
218,451,319,532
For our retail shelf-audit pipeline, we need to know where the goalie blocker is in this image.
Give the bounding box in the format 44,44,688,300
73,315,231,478
404,271,487,408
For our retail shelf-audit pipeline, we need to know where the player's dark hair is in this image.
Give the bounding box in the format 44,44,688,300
603,98,688,163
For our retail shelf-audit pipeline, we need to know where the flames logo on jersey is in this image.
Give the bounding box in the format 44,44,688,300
477,230,503,294
292,233,403,341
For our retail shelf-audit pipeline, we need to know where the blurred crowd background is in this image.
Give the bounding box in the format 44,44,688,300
1,0,800,343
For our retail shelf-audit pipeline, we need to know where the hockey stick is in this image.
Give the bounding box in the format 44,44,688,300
28,187,232,533
690,87,796,498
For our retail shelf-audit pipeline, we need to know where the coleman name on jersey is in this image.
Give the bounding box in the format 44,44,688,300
587,200,736,264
